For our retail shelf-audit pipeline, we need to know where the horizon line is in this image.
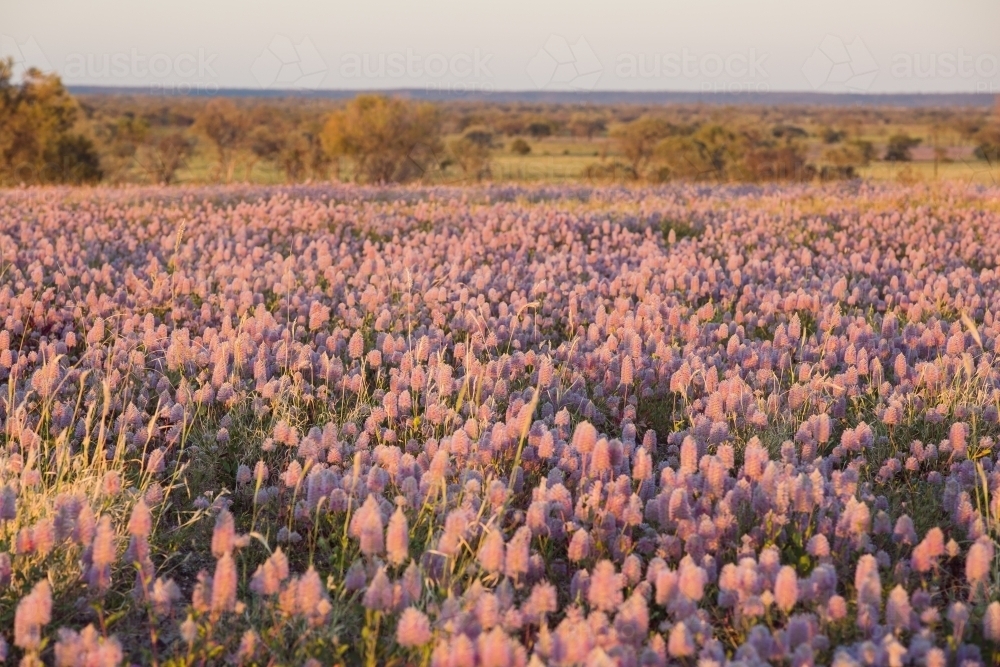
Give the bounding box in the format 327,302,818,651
66,86,999,107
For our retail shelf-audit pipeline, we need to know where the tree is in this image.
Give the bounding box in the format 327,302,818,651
611,116,673,177
196,99,248,182
448,126,493,181
44,134,103,184
321,95,441,184
510,138,531,155
853,140,876,164
276,126,330,183
0,58,102,184
739,132,810,182
102,113,149,182
819,141,872,180
527,121,553,139
973,123,1000,163
145,132,194,184
822,127,846,144
653,125,737,181
247,125,284,181
568,113,606,140
498,116,526,137
301,121,332,181
279,131,309,182
244,113,330,183
928,122,949,178
884,133,921,162
771,124,807,139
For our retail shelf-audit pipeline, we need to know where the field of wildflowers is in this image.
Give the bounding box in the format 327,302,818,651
1,181,1000,666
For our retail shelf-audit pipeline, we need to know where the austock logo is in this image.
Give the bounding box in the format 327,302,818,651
802,35,878,91
251,35,327,90
526,35,603,91
338,49,493,83
0,35,52,78
615,48,769,93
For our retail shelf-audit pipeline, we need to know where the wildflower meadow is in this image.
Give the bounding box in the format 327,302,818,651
1,181,1000,666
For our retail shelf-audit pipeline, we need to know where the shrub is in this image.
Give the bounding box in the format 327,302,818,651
653,125,737,181
510,138,531,155
581,160,636,181
526,121,552,139
321,95,441,184
611,116,674,176
884,133,921,162
448,126,493,181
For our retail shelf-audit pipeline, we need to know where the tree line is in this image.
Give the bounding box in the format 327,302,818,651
2,59,998,186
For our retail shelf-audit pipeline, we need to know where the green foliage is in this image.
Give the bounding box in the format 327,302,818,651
739,131,811,181
146,132,195,184
884,133,922,162
818,141,872,180
526,121,552,138
44,134,103,184
610,115,675,175
248,125,284,166
98,113,149,181
822,127,846,144
0,58,103,185
321,95,442,184
509,138,531,155
195,99,249,182
973,123,1000,163
771,124,808,139
581,160,636,182
658,217,701,242
653,124,739,181
567,112,606,139
447,126,493,181
2,66,998,188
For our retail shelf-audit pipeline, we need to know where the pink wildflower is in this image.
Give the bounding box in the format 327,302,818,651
397,607,432,647
14,579,51,650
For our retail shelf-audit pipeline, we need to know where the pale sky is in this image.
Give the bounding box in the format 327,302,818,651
1,0,998,94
